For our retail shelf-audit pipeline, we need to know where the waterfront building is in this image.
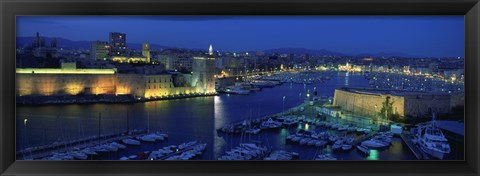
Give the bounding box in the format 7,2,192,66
110,42,150,64
338,62,363,72
109,32,127,56
16,46,217,98
111,56,149,63
403,66,411,74
332,88,464,119
16,63,117,96
90,41,109,60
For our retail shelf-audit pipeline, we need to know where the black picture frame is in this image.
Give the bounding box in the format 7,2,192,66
1,0,479,175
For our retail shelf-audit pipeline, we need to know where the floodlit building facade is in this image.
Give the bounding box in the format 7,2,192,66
332,88,464,118
191,45,216,94
16,46,217,98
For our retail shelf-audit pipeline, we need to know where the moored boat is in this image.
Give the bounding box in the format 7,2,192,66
356,145,370,156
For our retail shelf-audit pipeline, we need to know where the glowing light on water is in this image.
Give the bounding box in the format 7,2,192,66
280,128,287,145
297,123,302,130
305,123,309,130
366,150,379,160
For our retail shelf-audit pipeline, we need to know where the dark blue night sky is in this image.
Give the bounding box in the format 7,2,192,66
17,16,464,57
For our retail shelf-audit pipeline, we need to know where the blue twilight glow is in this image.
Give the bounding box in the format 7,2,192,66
16,16,464,57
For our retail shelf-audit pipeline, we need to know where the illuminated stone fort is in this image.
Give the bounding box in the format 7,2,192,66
17,47,216,98
332,88,464,118
191,44,216,94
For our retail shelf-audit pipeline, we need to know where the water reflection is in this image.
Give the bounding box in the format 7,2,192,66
367,150,379,160
19,73,416,160
280,128,287,146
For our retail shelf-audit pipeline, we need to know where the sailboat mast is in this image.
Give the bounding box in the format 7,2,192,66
98,112,102,138
147,111,150,133
126,109,129,133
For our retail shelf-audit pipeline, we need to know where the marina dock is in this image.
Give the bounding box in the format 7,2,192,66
17,130,147,160
400,132,428,160
155,144,203,160
351,132,377,146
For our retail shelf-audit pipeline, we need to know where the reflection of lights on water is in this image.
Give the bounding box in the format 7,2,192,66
345,72,349,86
366,150,379,160
297,123,302,130
325,146,332,153
280,128,287,138
305,123,309,130
280,129,287,145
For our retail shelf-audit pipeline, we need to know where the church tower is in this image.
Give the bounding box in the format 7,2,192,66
142,43,151,63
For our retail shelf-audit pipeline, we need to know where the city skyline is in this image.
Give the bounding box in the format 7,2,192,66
17,16,464,58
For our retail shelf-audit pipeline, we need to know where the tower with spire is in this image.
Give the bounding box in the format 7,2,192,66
192,44,216,94
208,44,213,56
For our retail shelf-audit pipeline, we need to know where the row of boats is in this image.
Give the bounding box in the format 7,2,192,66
287,130,356,151
316,121,372,134
218,143,270,160
360,132,394,149
218,115,317,134
41,131,168,160
264,150,300,160
220,81,281,95
260,71,335,85
42,141,128,160
218,115,373,137
120,141,206,160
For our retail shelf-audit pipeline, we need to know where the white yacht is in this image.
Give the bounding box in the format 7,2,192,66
122,138,141,146
261,118,282,129
412,113,451,160
245,128,261,134
225,86,250,95
356,145,370,156
361,139,388,148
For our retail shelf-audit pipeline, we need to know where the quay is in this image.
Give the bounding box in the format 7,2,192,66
400,132,428,160
17,130,147,160
17,93,218,106
351,131,378,146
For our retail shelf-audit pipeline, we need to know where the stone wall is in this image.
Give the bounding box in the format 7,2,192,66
333,89,405,118
17,72,208,98
17,73,116,96
333,88,464,118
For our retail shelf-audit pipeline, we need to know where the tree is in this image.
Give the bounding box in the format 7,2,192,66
378,96,394,122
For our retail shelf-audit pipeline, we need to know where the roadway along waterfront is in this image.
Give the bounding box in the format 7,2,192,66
17,72,421,160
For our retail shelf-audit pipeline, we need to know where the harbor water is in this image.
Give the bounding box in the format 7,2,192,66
17,72,421,160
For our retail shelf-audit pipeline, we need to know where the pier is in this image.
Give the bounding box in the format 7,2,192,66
400,132,428,160
154,143,204,160
351,132,377,146
17,130,147,160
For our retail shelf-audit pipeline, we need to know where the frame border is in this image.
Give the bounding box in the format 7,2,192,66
1,0,479,175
